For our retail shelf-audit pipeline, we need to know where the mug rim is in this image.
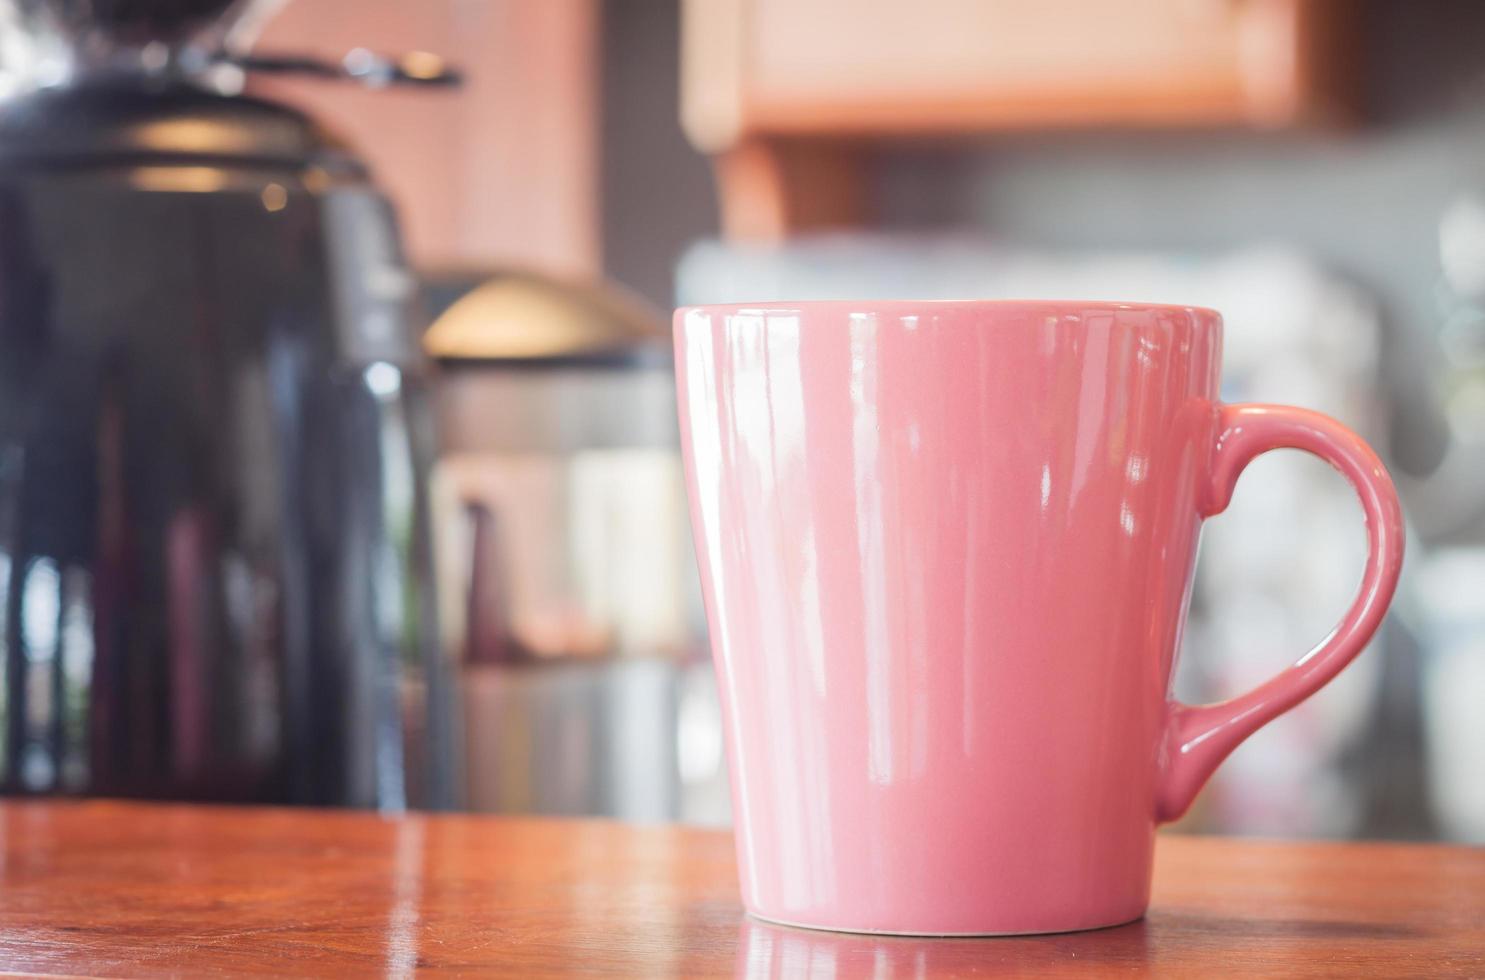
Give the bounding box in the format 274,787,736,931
675,299,1222,321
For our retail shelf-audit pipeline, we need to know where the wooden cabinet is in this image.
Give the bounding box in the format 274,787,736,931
682,0,1356,240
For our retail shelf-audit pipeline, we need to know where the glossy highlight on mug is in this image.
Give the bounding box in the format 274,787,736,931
675,300,1403,936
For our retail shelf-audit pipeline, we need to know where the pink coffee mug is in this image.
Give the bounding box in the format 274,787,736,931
674,300,1403,936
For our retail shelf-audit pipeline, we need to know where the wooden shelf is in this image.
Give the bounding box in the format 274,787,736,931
682,0,1357,240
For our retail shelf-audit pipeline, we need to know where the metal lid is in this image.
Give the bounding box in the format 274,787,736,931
0,81,360,170
426,270,676,453
423,269,668,369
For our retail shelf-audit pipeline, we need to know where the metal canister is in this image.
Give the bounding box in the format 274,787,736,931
425,270,724,823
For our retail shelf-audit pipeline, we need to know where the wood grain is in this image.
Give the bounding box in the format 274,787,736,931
681,0,1359,241
713,138,867,242
0,801,1476,977
681,0,1356,151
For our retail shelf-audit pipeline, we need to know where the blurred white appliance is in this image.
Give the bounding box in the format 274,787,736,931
1413,548,1485,843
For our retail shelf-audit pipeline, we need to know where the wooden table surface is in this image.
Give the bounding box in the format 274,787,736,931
0,801,1477,977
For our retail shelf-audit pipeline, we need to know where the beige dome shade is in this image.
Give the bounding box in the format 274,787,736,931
423,269,665,361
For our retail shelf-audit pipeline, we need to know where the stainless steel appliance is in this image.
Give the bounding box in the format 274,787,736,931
427,270,725,823
0,0,456,806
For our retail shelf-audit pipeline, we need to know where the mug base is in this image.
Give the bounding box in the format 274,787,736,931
746,908,1147,938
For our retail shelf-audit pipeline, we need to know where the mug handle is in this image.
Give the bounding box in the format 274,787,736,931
1155,403,1405,823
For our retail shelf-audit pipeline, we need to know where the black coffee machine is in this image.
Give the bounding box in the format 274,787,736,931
0,0,458,808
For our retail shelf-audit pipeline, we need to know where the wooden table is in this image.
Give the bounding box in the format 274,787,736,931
0,801,1477,977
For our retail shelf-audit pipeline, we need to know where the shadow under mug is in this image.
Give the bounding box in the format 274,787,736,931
675,300,1403,936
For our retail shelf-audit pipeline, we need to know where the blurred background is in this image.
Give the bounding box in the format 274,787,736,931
0,0,1480,843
